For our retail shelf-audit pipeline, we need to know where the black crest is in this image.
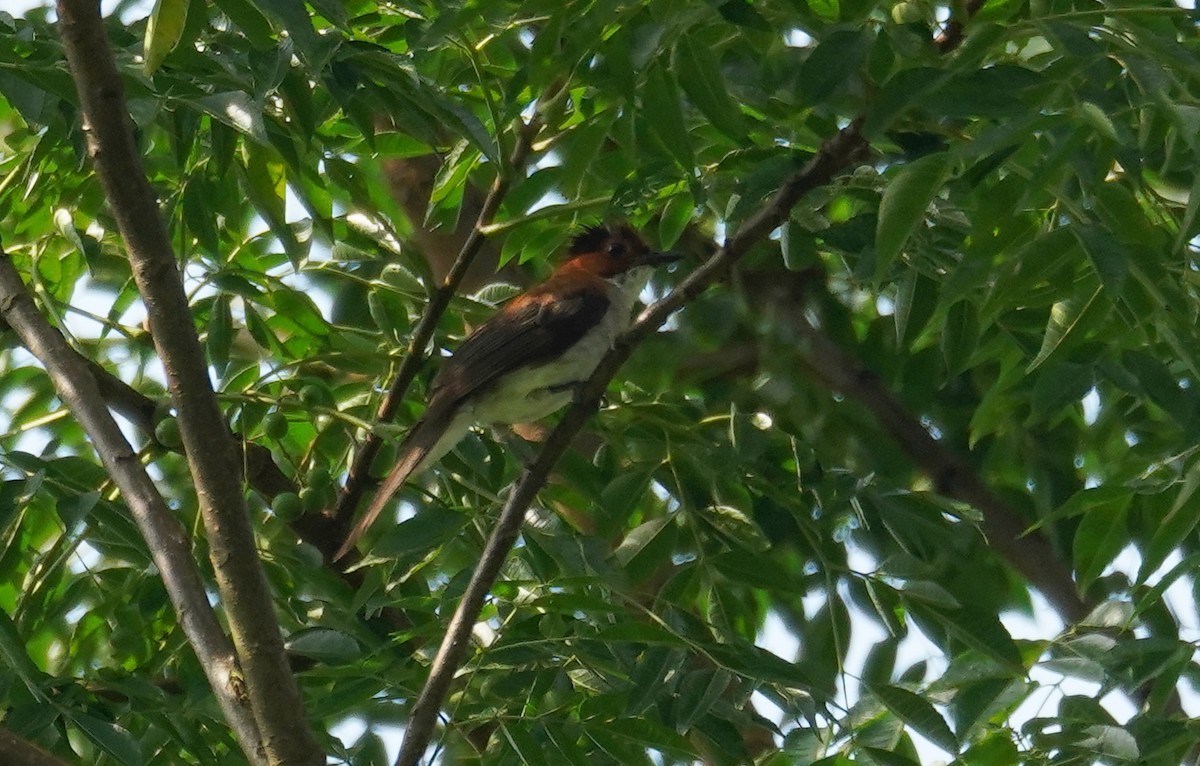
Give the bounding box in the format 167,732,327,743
568,224,611,255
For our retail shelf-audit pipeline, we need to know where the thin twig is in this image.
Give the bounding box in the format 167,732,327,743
393,119,871,766
329,117,543,554
0,249,267,766
55,2,321,762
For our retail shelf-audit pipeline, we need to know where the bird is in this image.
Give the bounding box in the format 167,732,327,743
335,223,680,559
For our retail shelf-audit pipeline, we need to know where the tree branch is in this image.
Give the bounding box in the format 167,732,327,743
55,2,321,762
0,249,267,766
787,305,1090,621
330,116,543,555
393,119,871,766
0,725,75,766
9,310,414,640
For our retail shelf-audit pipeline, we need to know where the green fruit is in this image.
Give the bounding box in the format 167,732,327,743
154,417,183,448
262,412,289,440
308,465,332,492
299,486,326,515
298,384,326,407
293,541,324,569
271,492,304,522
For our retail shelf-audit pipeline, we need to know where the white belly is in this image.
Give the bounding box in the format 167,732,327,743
466,268,646,426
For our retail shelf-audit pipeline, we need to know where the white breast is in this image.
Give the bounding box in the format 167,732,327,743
467,266,650,426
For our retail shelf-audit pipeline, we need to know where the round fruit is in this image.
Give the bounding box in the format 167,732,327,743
271,492,304,522
154,417,183,448
262,412,289,440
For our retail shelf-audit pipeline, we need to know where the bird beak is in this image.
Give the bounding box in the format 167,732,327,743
640,250,684,268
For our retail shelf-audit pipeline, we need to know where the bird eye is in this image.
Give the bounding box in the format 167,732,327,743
607,241,626,258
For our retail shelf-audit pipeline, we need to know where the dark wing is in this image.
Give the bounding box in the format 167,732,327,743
429,283,610,408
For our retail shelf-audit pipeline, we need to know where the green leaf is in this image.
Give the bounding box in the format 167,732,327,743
625,646,679,715
584,718,695,759
256,0,322,63
908,603,1022,669
285,627,362,664
861,747,919,766
958,731,1020,765
799,30,869,103
599,470,653,533
211,0,275,48
658,193,693,249
1026,283,1103,372
1076,725,1139,761
188,92,268,145
718,0,771,28
1030,362,1094,422
1073,490,1132,591
72,714,144,766
875,153,952,280
901,581,961,610
868,683,958,754
1076,102,1118,142
614,516,673,566
673,36,747,141
1030,486,1133,533
206,295,233,373
806,0,840,21
673,669,731,729
939,300,979,376
1072,224,1127,299
1142,460,1200,581
977,227,1076,325
1120,349,1194,425
0,609,47,699
372,510,468,559
270,288,329,338
501,723,551,766
143,0,190,75
700,504,770,552
642,63,694,171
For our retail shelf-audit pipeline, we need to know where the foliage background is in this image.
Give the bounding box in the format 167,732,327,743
1,0,1200,764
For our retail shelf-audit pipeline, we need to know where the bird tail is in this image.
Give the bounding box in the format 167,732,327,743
334,410,464,561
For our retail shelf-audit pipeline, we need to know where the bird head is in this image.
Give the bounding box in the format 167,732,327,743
557,223,681,279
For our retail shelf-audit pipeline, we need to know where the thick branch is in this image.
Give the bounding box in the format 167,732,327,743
0,725,74,766
394,119,871,766
0,251,267,765
55,2,321,762
330,117,542,552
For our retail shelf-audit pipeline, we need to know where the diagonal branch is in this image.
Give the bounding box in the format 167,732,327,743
7,310,414,638
0,249,267,766
0,725,74,766
393,120,871,766
329,116,543,555
394,10,1097,761
55,2,321,762
786,301,1090,621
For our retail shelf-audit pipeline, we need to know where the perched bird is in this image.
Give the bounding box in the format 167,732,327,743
336,223,679,559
